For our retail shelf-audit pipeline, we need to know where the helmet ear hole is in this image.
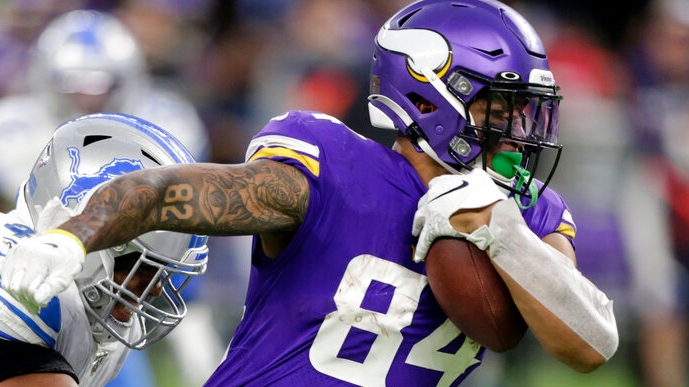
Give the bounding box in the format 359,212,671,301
410,95,437,114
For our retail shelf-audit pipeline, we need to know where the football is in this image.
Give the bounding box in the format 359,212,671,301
425,237,527,352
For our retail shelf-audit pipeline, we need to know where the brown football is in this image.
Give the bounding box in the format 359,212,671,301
425,237,527,352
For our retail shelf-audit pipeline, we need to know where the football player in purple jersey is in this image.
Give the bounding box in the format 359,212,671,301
1,1,618,386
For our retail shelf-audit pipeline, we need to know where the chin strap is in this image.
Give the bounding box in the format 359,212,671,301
416,137,461,175
422,63,540,209
368,93,465,176
91,311,134,344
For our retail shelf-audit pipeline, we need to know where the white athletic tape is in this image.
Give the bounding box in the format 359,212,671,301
486,200,618,360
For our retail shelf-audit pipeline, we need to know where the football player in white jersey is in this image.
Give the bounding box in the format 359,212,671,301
0,9,210,209
0,113,208,387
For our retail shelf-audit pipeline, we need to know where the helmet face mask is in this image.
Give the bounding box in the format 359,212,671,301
80,233,208,349
453,71,563,201
456,71,560,146
23,112,208,349
368,0,564,204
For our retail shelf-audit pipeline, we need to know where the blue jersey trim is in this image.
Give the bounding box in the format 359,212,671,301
0,294,57,347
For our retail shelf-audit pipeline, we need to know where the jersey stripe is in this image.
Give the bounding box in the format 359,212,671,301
248,147,320,177
245,134,320,161
0,294,56,347
556,222,576,239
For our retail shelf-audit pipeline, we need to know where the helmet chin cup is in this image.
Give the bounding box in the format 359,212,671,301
92,313,135,345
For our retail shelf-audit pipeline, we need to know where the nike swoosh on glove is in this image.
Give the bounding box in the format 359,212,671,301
0,230,85,314
412,169,506,263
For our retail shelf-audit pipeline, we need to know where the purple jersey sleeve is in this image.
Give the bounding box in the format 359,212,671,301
205,111,575,387
519,184,577,246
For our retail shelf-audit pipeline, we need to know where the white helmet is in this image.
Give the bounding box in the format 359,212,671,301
28,9,147,121
24,112,208,349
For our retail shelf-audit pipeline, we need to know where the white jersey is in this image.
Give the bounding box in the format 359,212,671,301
0,94,56,204
0,195,138,387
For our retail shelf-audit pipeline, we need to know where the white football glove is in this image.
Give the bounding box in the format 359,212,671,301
412,169,506,263
35,197,78,234
0,230,85,314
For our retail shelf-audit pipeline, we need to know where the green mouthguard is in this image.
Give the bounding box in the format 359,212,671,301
491,151,538,209
491,151,522,178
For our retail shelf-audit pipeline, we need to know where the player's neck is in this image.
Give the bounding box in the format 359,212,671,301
393,137,447,187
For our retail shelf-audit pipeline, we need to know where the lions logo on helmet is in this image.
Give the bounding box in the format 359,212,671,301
59,147,145,207
22,112,208,349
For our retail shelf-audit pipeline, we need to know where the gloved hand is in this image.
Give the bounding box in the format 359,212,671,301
0,230,86,314
412,169,506,263
35,197,77,234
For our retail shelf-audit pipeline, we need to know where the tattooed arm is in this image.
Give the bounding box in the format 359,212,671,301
62,159,310,258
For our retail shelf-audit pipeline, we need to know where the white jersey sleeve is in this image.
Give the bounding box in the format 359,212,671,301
0,207,132,386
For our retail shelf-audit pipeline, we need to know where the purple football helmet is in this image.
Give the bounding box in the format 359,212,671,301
368,0,562,205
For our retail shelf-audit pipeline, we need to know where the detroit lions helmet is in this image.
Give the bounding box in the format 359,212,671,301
28,9,147,121
368,0,562,205
23,112,208,349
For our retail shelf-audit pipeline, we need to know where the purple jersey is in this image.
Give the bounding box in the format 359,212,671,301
204,111,575,387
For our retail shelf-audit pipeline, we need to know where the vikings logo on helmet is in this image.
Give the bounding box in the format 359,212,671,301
376,26,452,83
60,146,144,207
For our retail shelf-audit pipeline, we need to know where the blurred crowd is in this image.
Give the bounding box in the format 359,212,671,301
0,0,687,387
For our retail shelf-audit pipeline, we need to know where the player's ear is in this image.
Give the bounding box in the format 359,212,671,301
413,96,437,113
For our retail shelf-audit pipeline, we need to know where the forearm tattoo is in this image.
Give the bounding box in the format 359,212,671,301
184,161,308,233
64,160,309,252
